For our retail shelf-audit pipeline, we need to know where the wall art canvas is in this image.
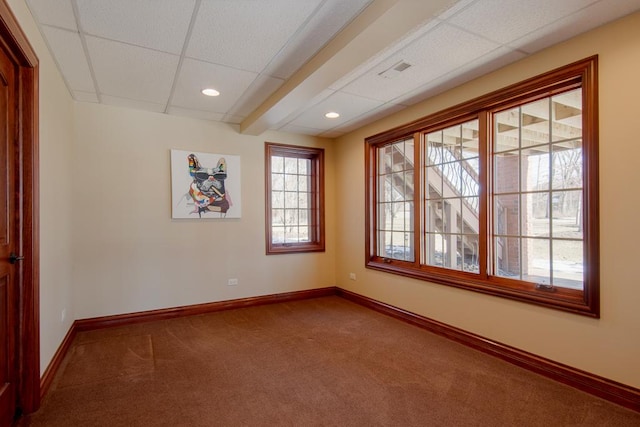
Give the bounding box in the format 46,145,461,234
171,149,241,219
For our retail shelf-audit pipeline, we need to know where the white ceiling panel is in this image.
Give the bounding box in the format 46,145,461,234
101,95,166,113
186,0,322,73
448,0,599,44
86,36,179,104
341,23,499,102
76,0,196,54
509,0,640,54
262,0,374,79
41,26,95,93
285,91,383,130
27,0,77,31
171,58,258,113
227,75,285,118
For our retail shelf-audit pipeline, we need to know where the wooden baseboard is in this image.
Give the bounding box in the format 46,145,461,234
335,288,640,412
39,323,77,399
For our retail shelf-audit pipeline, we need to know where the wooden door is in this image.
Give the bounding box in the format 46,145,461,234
0,36,19,427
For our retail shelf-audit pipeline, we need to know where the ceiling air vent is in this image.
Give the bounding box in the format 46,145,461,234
378,61,412,79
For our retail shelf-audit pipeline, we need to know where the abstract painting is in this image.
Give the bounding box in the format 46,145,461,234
171,149,241,219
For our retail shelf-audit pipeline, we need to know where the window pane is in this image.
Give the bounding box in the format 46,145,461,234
522,193,549,237
553,240,583,290
284,174,298,191
299,209,309,226
522,238,550,286
298,192,309,209
426,131,442,164
298,175,308,191
272,209,284,226
463,235,479,273
551,190,583,238
298,158,309,175
461,197,479,233
285,209,298,225
425,166,443,198
495,236,520,279
521,98,550,148
272,226,285,243
272,191,284,209
425,233,443,267
495,107,519,152
272,173,284,191
552,89,582,142
271,156,284,173
284,157,297,174
441,234,461,270
461,120,479,161
494,151,519,193
552,140,583,190
285,191,298,209
494,194,519,236
522,146,550,192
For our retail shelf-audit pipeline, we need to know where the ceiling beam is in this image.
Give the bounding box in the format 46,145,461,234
240,0,455,136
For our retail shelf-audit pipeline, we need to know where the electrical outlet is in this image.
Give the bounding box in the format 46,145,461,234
349,273,356,281
227,278,238,286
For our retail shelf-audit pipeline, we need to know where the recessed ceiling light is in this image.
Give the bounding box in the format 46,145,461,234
201,88,220,97
325,112,340,119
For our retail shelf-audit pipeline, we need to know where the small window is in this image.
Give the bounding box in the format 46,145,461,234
265,143,325,254
366,57,599,316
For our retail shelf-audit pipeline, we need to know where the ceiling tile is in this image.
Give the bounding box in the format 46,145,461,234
186,0,322,72
101,95,166,113
340,23,499,102
510,0,640,54
285,91,383,130
86,36,179,104
41,26,95,92
227,75,285,118
170,58,258,114
262,0,374,79
76,0,195,54
448,0,599,44
27,0,77,30
168,106,226,122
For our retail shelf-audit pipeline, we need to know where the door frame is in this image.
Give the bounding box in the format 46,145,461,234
0,1,40,414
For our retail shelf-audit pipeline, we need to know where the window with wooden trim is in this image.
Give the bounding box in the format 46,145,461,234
266,143,325,254
366,57,599,316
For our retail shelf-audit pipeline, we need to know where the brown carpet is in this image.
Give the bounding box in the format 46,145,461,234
20,296,640,426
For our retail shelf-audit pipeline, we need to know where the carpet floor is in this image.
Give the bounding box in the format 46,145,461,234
19,296,640,426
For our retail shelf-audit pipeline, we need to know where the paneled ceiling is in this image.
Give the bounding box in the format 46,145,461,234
26,0,640,138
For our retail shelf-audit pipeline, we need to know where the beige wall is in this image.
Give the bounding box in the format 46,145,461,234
335,11,640,389
8,0,76,373
72,103,336,318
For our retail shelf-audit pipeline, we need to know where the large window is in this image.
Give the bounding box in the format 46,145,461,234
366,57,599,316
266,143,325,254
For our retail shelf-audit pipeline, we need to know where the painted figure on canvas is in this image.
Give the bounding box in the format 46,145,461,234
186,153,232,217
